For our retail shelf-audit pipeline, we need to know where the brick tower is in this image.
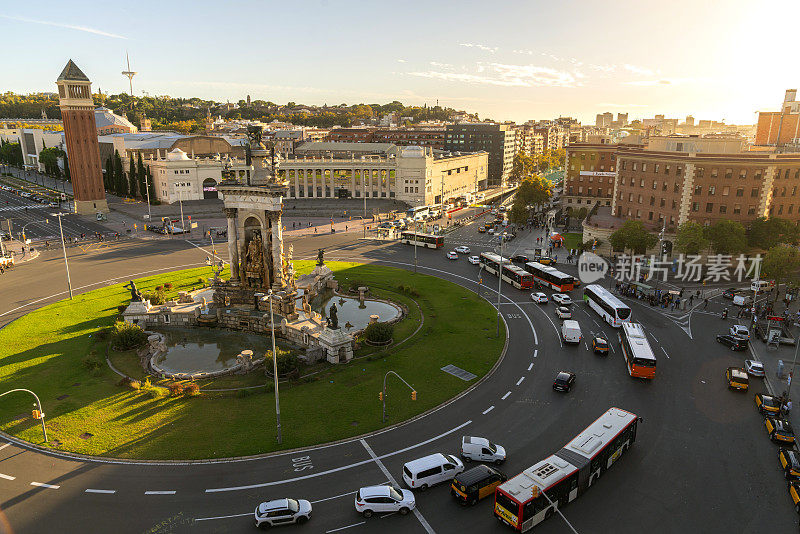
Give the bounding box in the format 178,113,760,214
56,60,108,214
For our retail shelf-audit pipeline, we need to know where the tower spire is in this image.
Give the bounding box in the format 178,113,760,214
121,52,137,97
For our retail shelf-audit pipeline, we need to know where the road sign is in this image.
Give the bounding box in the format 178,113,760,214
768,315,785,322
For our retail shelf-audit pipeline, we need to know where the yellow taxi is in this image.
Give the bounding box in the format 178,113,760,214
537,256,554,265
592,337,609,355
765,416,795,444
755,393,782,415
725,367,749,391
450,465,507,506
779,448,800,480
789,480,800,514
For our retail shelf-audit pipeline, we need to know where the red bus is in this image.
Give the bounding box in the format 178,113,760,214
619,322,657,379
523,262,574,292
494,408,640,531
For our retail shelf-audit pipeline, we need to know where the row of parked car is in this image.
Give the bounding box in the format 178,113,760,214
253,436,508,528
0,184,58,206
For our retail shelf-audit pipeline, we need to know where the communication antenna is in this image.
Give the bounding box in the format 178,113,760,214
121,52,137,97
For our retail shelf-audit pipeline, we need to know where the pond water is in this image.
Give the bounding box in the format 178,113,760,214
152,327,288,375
314,295,401,333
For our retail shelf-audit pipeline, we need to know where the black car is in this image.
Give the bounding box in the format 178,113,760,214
722,288,738,299
510,255,529,265
716,334,748,351
553,371,576,392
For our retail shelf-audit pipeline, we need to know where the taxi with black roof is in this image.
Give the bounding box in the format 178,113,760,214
755,393,782,415
725,367,749,391
765,416,796,444
789,480,800,513
450,464,507,506
779,448,800,480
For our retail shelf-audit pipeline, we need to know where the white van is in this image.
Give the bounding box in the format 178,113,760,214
402,453,464,490
751,280,771,293
562,320,582,344
460,436,506,464
733,294,753,307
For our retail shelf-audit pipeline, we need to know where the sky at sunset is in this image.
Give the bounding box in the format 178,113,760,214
1,0,796,124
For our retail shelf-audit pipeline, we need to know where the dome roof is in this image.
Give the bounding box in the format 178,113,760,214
166,148,190,161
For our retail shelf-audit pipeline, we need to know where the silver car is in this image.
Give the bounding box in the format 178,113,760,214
254,498,311,528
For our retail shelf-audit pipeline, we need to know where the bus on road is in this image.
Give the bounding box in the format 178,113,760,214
523,262,575,292
494,407,640,531
480,252,534,290
400,231,444,249
619,322,657,379
582,284,631,327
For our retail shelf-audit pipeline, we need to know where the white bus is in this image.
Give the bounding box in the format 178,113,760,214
619,322,657,379
582,284,631,327
399,231,444,249
479,252,534,290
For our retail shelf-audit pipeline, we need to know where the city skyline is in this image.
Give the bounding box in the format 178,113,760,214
1,0,797,124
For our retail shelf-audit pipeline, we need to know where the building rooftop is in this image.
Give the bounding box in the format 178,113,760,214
294,142,395,154
57,59,90,82
94,107,136,131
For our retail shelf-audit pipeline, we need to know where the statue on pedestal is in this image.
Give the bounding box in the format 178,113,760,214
244,234,264,288
327,303,339,329
124,280,142,302
317,248,325,266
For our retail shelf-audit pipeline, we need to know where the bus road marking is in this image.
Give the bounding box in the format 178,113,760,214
482,406,495,415
0,473,15,480
85,488,116,494
516,376,525,386
527,363,533,371
501,391,511,400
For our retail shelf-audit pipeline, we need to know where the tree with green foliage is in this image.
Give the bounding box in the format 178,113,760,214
0,140,23,167
63,152,70,182
609,220,658,254
761,245,800,302
675,221,709,255
136,153,146,201
146,166,155,203
103,156,112,191
128,157,138,198
113,150,126,197
747,217,800,249
508,174,552,223
510,151,536,183
39,147,64,177
703,219,746,254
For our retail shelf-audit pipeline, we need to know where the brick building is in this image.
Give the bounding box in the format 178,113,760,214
444,123,515,187
563,143,618,207
755,89,800,147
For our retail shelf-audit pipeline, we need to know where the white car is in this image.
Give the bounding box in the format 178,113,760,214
446,251,458,260
254,498,312,528
555,306,572,319
468,255,480,265
745,359,765,377
487,228,495,235
530,292,548,304
461,436,506,464
730,325,750,340
355,485,416,518
455,245,471,254
552,294,572,306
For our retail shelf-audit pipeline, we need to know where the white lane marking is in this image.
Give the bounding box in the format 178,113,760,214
661,346,669,359
144,490,176,495
609,343,615,353
516,376,525,386
584,341,589,350
206,420,471,493
649,332,660,344
533,349,538,358
527,363,533,371
482,406,495,415
326,522,366,533
84,488,116,494
0,443,10,451
501,391,511,400
0,473,15,480
30,482,59,489
194,512,252,522
592,319,601,328
311,489,358,504
360,439,435,534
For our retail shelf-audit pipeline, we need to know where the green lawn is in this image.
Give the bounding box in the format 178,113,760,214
0,262,503,459
563,232,583,251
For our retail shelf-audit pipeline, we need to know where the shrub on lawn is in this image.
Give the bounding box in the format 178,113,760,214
128,380,141,390
142,288,165,305
111,321,147,350
184,383,200,397
83,357,102,371
197,277,205,287
117,305,127,313
163,283,173,290
264,348,300,376
148,387,168,399
155,285,163,292
365,322,394,344
94,328,110,341
168,383,184,397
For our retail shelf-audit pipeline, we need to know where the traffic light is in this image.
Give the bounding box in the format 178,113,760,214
411,391,417,401
379,391,383,401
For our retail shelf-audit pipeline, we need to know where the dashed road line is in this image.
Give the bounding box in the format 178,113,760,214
482,406,495,415
661,346,669,359
144,490,176,495
527,363,533,371
0,473,15,480
516,376,525,386
533,349,538,358
326,522,366,533
195,512,252,522
501,391,511,400
30,482,59,489
311,489,358,504
84,488,116,494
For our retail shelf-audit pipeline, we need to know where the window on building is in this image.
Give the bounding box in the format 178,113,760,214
630,178,635,186
636,209,641,217
662,181,667,191
790,205,795,214
633,162,638,171
793,186,797,196
724,168,732,179
748,206,756,215
648,211,653,220
719,205,727,214
705,203,714,212
786,169,791,179
652,180,657,189
751,188,759,197
778,204,784,214
709,186,715,195
664,165,670,175
655,164,660,173
694,185,702,195
622,161,627,170
692,202,699,212
722,186,730,196
642,163,647,172
739,170,747,180
638,194,643,203
628,193,633,201
754,170,762,180
674,183,680,193
695,167,704,178
733,204,741,214
672,200,677,209
660,198,666,207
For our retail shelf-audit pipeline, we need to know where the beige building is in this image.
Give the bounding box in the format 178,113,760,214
279,143,488,206
145,148,252,204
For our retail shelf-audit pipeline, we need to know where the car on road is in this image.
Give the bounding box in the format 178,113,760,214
745,359,765,377
254,498,312,528
468,255,480,265
755,393,783,415
722,288,738,299
716,334,748,351
552,293,572,306
402,453,464,490
725,367,749,391
455,246,471,254
592,336,609,355
779,448,800,480
730,325,750,340
478,226,486,233
537,256,554,265
789,480,800,513
355,485,415,518
530,292,548,304
765,417,795,444
460,436,506,464
561,320,582,344
553,371,576,392
450,465,507,506
446,251,458,260
510,255,529,265
487,228,495,235
555,306,572,320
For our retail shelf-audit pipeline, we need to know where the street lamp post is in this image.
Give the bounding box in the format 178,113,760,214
497,235,504,337
267,290,282,444
178,188,186,236
0,388,47,442
52,212,73,299
143,170,152,224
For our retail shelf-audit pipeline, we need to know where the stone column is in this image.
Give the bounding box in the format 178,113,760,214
225,208,240,283
270,211,284,291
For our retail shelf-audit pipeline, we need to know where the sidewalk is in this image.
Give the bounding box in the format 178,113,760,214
1,238,40,265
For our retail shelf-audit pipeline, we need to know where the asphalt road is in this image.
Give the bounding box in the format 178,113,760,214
0,187,107,242
0,211,797,534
